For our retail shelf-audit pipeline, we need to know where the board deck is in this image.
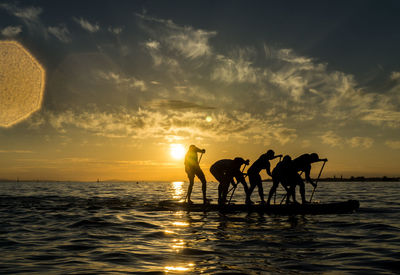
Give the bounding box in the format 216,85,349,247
157,200,360,215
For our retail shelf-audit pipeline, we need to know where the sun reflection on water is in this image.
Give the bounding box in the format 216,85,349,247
172,221,189,227
164,263,195,272
171,239,185,250
171,181,185,200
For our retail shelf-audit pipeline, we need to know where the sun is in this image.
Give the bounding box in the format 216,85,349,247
170,144,185,160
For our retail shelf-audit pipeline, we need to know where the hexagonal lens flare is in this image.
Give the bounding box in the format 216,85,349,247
0,41,45,127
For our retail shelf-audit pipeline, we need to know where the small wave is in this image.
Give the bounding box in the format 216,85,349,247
69,217,119,228
0,238,20,247
131,221,161,229
93,251,137,265
143,231,176,238
179,247,216,255
57,244,98,252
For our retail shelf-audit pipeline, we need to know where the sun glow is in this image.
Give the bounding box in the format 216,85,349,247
170,144,185,160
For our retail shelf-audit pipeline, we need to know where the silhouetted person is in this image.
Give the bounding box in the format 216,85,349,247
267,155,295,205
210,157,250,206
184,145,209,205
291,153,328,204
246,150,282,205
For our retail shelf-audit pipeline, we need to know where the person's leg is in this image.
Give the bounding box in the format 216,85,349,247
211,169,224,204
195,168,208,204
186,172,195,204
293,173,306,204
240,180,250,204
246,174,256,204
299,181,306,203
219,177,230,205
267,177,279,205
257,177,265,203
287,185,296,204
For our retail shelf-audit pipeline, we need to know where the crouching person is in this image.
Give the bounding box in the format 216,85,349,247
210,157,250,206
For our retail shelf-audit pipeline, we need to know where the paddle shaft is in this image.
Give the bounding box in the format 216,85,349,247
228,164,247,204
309,160,326,202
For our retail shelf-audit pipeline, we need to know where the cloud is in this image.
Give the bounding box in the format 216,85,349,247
385,140,400,149
137,13,216,60
321,132,374,149
145,40,160,50
108,26,123,35
149,99,215,110
1,25,22,37
212,49,261,84
321,131,343,148
0,3,42,21
32,107,296,146
390,71,400,81
361,109,400,128
346,137,374,149
0,3,46,36
47,25,71,43
96,71,147,91
73,17,100,32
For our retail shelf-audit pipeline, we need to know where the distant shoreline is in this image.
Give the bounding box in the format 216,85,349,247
0,176,399,183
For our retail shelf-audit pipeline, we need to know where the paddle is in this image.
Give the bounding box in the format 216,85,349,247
309,160,326,202
227,163,247,205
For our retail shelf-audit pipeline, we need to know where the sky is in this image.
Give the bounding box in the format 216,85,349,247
0,0,399,181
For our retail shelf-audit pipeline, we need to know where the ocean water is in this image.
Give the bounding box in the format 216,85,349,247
0,181,399,274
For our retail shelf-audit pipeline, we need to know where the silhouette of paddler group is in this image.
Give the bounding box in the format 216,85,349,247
184,145,327,206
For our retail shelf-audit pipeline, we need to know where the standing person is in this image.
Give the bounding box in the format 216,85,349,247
291,153,328,204
246,150,282,205
210,157,250,206
266,155,293,205
184,145,209,205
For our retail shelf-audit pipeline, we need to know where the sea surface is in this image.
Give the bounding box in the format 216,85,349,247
0,181,399,274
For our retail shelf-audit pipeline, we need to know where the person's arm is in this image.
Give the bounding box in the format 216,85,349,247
234,170,246,186
265,161,272,177
273,154,283,159
192,145,205,153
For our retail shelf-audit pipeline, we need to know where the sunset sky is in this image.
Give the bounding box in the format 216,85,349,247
0,0,399,181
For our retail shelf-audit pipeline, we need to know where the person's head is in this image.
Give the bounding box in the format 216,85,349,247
266,149,275,159
233,157,245,165
282,155,292,163
310,153,319,163
188,145,196,151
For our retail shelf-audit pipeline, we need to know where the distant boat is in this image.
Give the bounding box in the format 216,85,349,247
97,178,100,183
157,200,360,215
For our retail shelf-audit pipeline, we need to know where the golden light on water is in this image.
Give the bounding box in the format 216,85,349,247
171,181,184,199
0,41,45,127
172,221,189,227
164,266,189,272
171,239,185,249
170,144,185,160
164,263,194,272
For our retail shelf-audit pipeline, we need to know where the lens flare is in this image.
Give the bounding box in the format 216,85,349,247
0,41,45,127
